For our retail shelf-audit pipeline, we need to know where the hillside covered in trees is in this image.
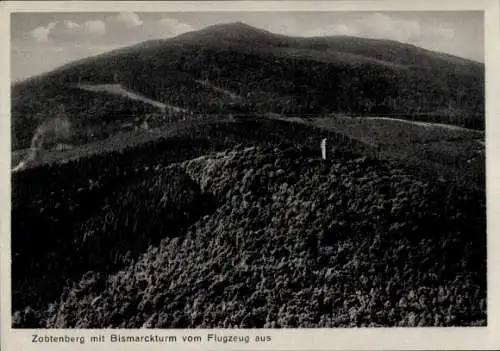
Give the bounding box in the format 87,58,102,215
11,22,484,151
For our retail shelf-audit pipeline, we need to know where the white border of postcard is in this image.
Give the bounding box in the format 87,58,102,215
1,1,500,350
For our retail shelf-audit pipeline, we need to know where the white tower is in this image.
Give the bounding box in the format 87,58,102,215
321,138,327,160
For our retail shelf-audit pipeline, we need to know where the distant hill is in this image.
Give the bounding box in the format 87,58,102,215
11,22,484,150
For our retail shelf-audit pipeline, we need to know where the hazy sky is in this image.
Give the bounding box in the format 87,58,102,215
11,11,484,82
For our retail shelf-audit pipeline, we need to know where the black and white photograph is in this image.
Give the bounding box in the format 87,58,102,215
6,5,491,333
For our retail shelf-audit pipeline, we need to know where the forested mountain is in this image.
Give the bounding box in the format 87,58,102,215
11,22,484,150
11,22,487,329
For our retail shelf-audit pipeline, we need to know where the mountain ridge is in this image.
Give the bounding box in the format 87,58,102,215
13,22,482,86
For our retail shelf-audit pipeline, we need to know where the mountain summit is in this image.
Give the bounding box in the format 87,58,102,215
175,21,282,41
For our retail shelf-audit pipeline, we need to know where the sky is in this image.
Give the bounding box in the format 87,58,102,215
11,11,484,82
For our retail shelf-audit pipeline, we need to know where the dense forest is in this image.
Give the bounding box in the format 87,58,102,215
12,119,486,328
